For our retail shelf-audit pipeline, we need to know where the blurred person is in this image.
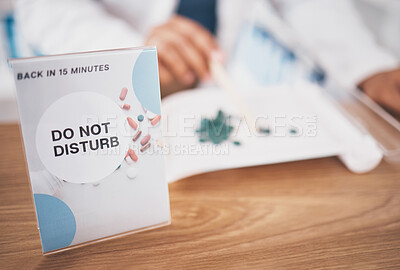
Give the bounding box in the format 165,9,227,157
14,0,400,113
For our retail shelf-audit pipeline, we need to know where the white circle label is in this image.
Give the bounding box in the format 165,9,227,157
36,92,129,183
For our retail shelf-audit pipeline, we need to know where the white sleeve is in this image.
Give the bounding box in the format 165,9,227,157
272,0,399,88
14,0,144,55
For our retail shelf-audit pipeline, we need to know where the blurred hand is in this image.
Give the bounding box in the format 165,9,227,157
359,69,400,114
146,16,218,95
146,15,220,96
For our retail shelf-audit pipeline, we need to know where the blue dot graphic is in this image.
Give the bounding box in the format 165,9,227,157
34,194,76,253
132,48,162,115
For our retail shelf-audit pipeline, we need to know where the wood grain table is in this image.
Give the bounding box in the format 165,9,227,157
1,123,399,269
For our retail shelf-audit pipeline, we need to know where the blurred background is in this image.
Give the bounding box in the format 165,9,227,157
1,0,399,123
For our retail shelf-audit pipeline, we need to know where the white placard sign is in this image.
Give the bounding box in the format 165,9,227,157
10,47,170,254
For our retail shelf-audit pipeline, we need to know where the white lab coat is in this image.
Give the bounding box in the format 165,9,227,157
14,0,398,89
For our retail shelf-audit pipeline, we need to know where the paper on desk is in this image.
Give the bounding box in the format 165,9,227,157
161,83,360,183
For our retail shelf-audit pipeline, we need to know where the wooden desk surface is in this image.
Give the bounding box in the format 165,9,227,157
1,123,399,269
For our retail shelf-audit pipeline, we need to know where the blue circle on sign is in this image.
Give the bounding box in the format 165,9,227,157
34,194,76,253
132,48,161,115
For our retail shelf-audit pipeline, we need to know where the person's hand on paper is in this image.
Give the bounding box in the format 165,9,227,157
146,15,221,96
359,68,400,115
